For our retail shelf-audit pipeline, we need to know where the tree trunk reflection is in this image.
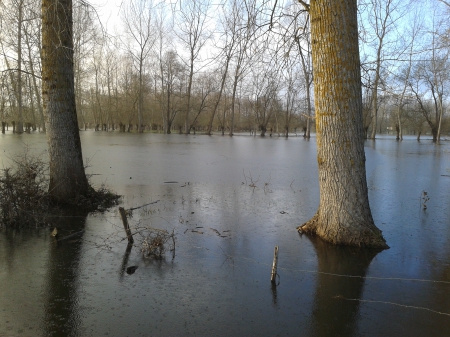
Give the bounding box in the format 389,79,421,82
309,237,381,337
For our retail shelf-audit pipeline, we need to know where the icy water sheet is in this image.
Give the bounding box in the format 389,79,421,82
1,132,450,337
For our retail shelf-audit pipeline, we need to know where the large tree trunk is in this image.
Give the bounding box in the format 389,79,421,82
42,0,89,202
298,0,387,249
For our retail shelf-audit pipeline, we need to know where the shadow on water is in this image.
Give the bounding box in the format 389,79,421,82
307,236,382,337
40,209,89,337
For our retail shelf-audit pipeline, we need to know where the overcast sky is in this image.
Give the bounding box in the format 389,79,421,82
87,0,122,30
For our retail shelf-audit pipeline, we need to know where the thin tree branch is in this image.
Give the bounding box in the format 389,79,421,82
1,69,42,80
297,0,310,11
269,0,278,30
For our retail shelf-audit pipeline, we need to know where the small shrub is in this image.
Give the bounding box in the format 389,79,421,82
0,153,51,227
0,152,119,228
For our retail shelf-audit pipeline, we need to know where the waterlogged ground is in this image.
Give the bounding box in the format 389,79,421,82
1,132,450,337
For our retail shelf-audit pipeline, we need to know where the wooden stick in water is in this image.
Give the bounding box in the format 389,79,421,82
119,207,134,244
271,246,279,286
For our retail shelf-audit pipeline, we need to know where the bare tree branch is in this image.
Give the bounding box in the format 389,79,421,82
1,68,42,79
297,0,310,11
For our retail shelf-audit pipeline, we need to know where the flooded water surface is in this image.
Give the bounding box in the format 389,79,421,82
1,132,450,336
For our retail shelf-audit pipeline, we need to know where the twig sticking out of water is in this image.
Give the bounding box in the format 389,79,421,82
421,191,430,210
264,174,272,194
242,169,259,189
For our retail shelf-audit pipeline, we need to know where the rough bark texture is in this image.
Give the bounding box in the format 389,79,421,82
42,0,89,202
299,0,388,248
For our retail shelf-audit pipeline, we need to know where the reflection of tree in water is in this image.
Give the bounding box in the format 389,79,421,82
308,237,381,337
42,212,88,337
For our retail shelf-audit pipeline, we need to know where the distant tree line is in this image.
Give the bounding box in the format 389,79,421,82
0,0,449,140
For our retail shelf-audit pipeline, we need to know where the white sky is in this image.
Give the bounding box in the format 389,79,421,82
87,0,122,31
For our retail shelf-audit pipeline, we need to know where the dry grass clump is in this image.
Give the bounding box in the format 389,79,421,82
140,228,176,259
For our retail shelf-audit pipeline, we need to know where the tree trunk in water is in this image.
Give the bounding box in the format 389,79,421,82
138,60,144,133
305,85,312,139
298,0,387,249
229,69,240,137
42,0,89,202
437,99,443,144
431,126,437,143
185,62,193,134
396,106,402,141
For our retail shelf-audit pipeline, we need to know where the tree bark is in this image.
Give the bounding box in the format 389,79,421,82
298,0,387,248
42,0,89,202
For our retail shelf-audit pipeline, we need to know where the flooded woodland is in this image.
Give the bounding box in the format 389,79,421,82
1,132,450,337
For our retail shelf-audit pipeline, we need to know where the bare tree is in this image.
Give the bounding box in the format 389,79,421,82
16,0,24,133
282,2,314,138
121,0,157,133
409,57,448,143
206,0,240,135
73,0,101,129
408,9,449,143
391,11,422,140
0,0,29,133
250,64,281,137
22,0,45,132
189,72,215,132
154,4,175,134
360,0,404,139
228,0,258,136
175,0,212,134
280,55,303,138
159,50,185,134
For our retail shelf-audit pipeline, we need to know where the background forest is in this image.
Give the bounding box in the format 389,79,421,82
0,0,449,140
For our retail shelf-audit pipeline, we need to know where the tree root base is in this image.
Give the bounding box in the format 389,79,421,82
297,213,389,249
